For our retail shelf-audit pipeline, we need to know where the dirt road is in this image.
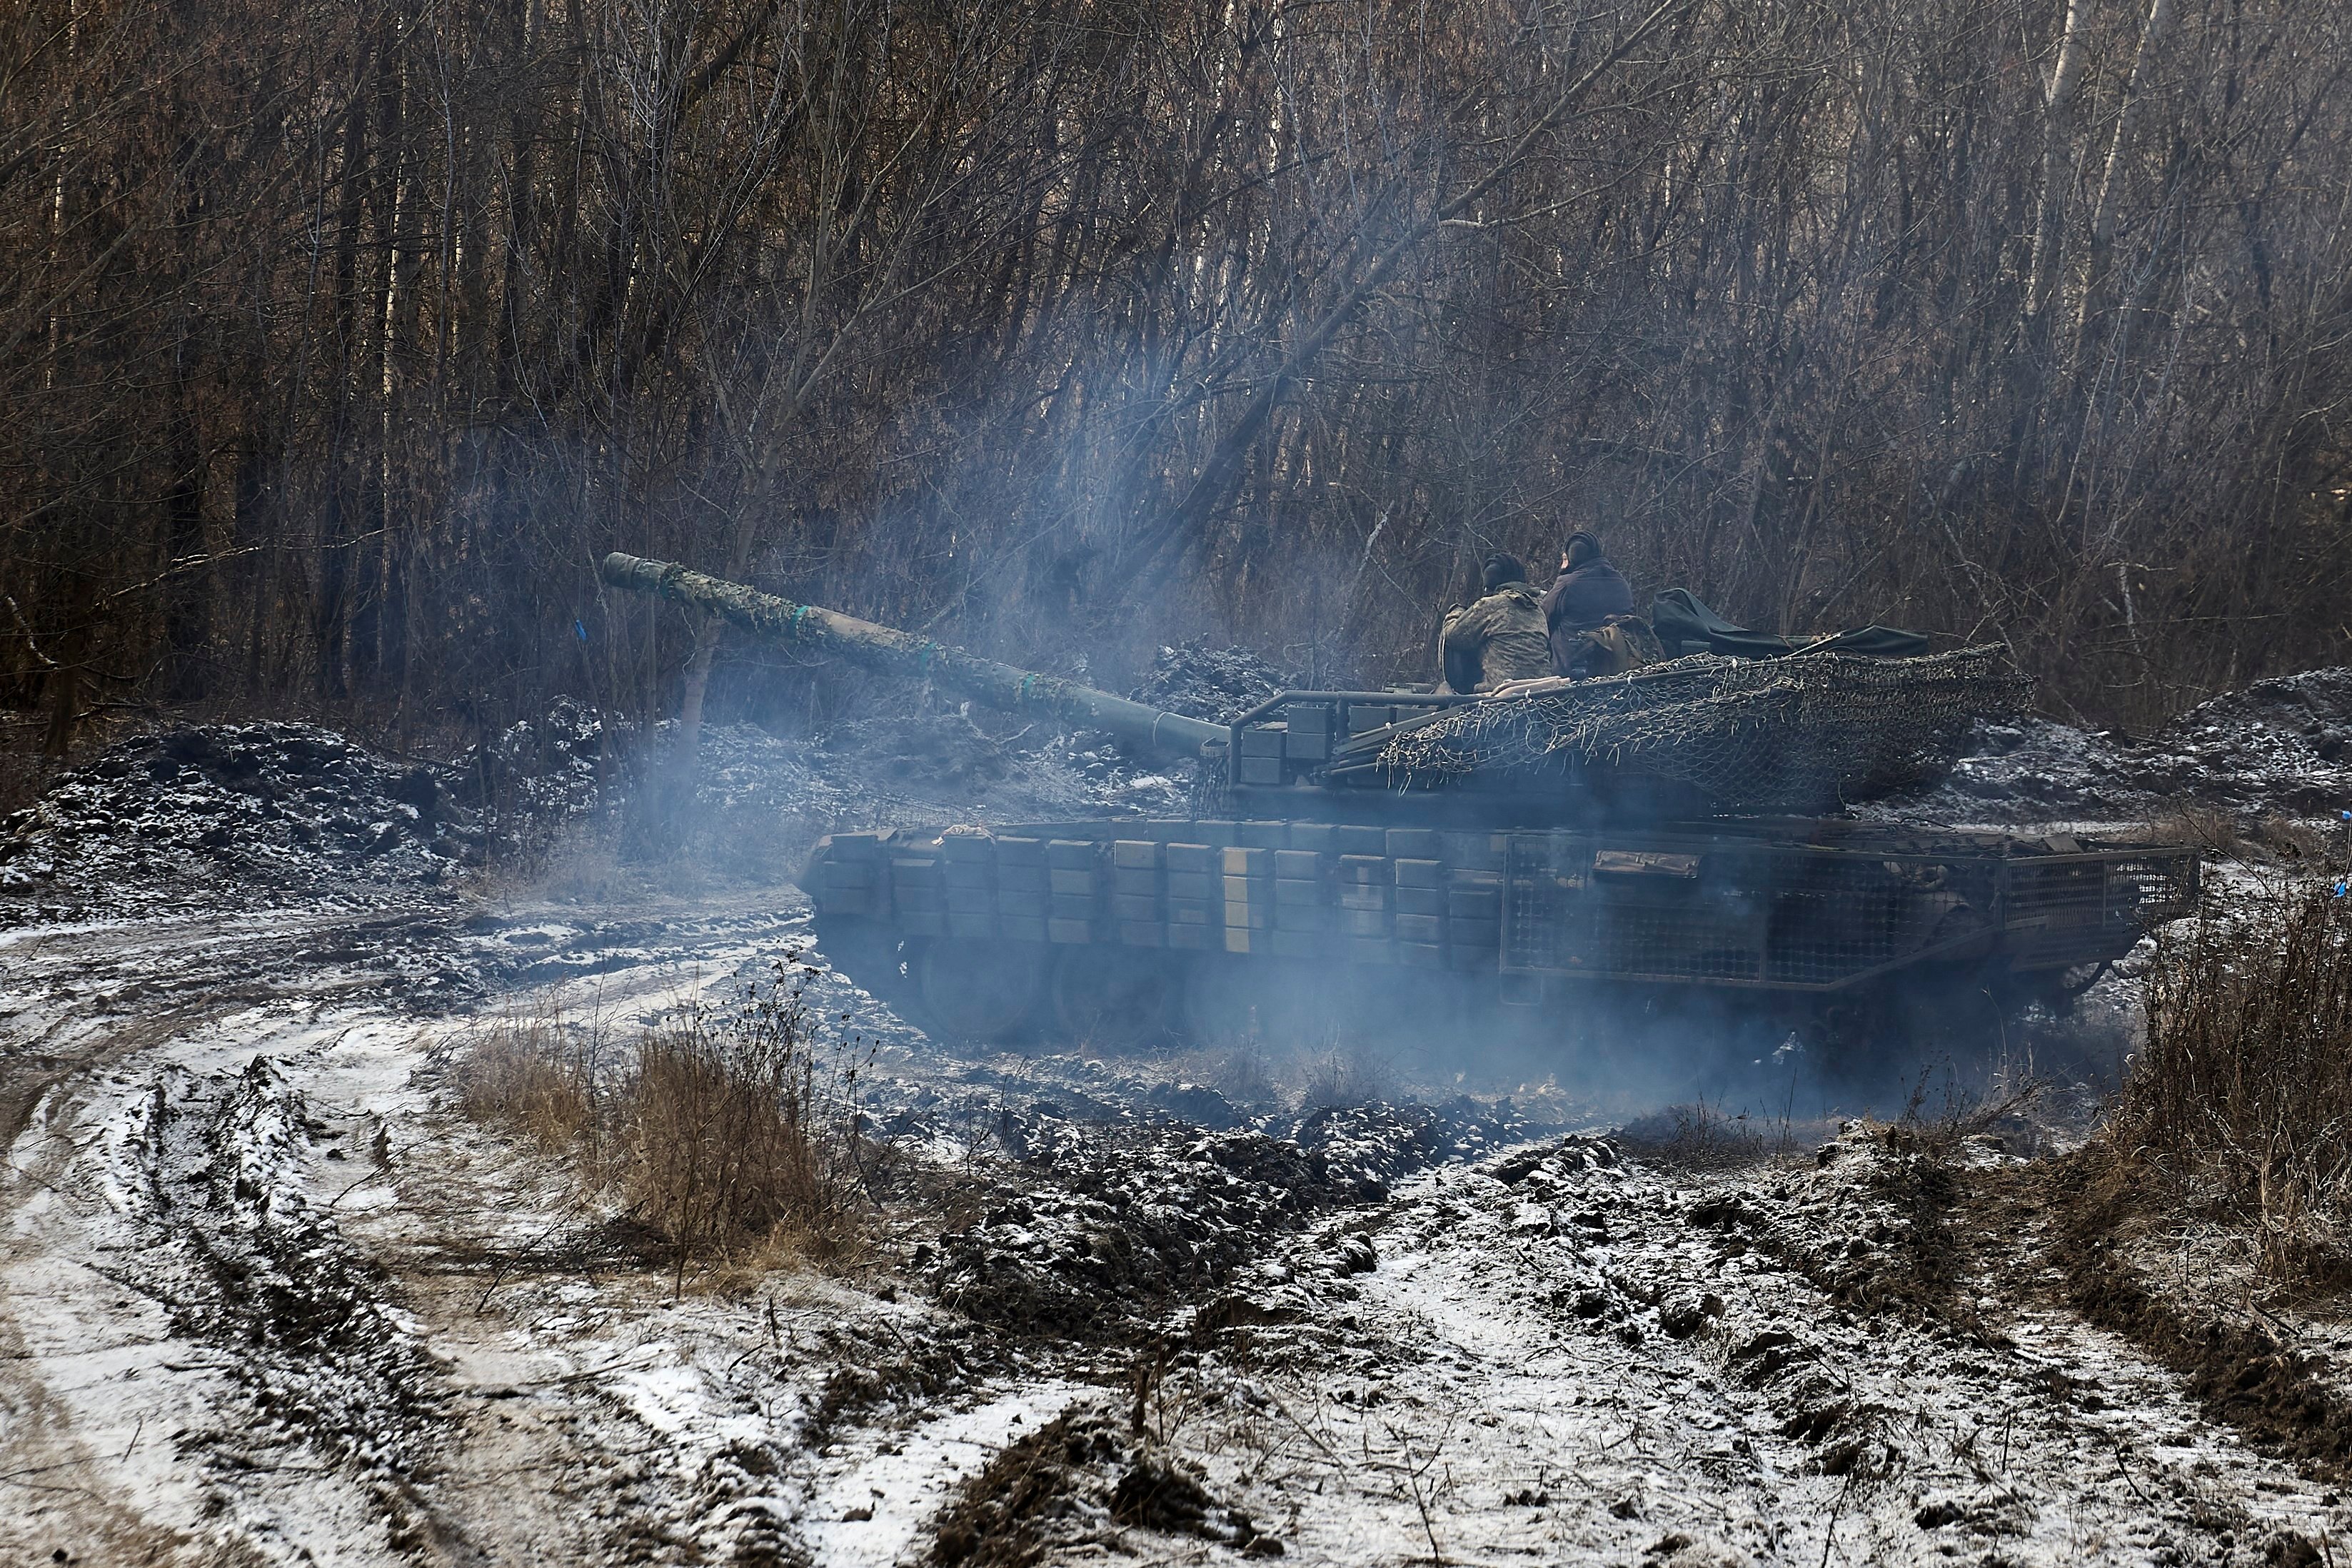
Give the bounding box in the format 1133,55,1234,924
4,890,2345,1567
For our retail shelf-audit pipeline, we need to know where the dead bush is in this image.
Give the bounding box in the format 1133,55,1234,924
1886,1072,2049,1162
623,968,870,1283
1210,1042,1276,1109
458,1010,600,1152
2144,803,2248,863
458,955,873,1286
1298,1032,1392,1110
1616,1101,1772,1172
2243,813,2330,865
2105,882,2352,1282
2147,804,2330,868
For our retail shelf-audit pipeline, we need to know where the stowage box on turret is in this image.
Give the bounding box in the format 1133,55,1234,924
601,553,2199,1056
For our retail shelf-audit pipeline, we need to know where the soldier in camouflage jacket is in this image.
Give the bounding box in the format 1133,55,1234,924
1439,553,1553,692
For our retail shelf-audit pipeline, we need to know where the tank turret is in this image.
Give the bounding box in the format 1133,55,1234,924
603,551,2026,823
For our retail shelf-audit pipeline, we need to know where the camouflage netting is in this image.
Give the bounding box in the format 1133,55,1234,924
1371,646,2031,812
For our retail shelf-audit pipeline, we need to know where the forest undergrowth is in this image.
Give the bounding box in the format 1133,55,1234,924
5,0,2351,756
2088,881,2352,1295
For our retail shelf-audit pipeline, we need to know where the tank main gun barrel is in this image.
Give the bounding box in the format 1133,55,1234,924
599,553,1226,758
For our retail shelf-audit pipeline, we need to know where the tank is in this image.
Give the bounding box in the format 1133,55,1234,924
600,553,2201,1060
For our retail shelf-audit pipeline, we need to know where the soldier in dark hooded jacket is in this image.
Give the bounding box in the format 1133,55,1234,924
1542,531,1635,675
1439,553,1552,693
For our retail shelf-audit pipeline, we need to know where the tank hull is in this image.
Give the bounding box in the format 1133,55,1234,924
805,815,2198,1050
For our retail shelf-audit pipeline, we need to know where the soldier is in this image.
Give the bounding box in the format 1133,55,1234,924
1542,530,1637,677
1439,553,1552,693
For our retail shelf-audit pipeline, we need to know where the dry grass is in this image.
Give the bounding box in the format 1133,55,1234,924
460,958,874,1288
624,977,870,1285
2101,880,2352,1284
458,1009,600,1150
470,831,635,906
1208,1042,1277,1109
1616,1100,1776,1171
1297,1032,1393,1110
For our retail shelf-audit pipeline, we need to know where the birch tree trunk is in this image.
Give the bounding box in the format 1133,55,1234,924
2077,0,2181,347
2025,0,2089,329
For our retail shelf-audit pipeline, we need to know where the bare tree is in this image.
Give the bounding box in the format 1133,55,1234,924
1,0,2348,758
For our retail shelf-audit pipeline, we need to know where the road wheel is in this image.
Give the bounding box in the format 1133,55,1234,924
1888,968,2011,1062
814,916,911,1005
1782,987,1898,1095
1050,947,1181,1050
1179,958,1250,1049
1792,969,2014,1110
912,940,1048,1045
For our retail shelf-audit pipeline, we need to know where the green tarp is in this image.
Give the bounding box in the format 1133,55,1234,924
1649,588,1930,661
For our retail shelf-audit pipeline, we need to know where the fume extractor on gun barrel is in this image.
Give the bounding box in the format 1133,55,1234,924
600,552,2199,1057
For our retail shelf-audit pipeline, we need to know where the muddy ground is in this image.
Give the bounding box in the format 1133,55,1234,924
6,671,2352,1567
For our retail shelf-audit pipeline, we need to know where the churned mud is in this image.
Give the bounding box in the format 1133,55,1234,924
6,670,2352,1565
4,883,2347,1567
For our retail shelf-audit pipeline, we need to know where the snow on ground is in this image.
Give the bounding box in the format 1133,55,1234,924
8,658,2352,1565
1245,1137,2343,1564
0,635,1287,925
802,1382,1090,1567
1872,667,2352,828
8,881,2348,1564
